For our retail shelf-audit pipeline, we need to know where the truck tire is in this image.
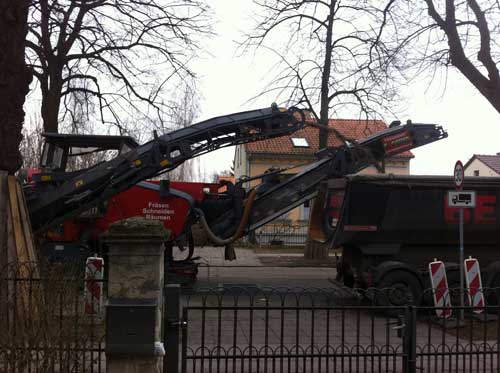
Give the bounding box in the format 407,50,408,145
375,270,422,315
487,274,500,305
485,262,500,305
445,269,464,306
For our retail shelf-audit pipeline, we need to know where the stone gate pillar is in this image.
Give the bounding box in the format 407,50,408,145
105,217,169,373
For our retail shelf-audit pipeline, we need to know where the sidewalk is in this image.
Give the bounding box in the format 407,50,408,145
172,246,338,288
173,246,337,267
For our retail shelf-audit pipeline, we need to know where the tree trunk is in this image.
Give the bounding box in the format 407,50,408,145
304,0,336,260
0,0,31,273
0,0,32,174
304,237,330,260
41,86,62,133
318,0,335,149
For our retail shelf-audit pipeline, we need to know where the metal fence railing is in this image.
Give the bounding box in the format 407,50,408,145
249,221,309,247
5,260,500,373
0,261,106,373
164,285,500,373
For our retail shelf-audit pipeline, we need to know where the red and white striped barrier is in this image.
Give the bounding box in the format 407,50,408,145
84,256,104,315
464,257,485,314
429,259,452,318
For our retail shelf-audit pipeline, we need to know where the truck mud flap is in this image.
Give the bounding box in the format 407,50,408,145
308,184,329,243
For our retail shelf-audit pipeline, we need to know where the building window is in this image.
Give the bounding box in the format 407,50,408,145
291,137,309,148
474,170,479,176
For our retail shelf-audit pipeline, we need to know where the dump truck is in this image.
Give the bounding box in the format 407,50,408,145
310,174,500,305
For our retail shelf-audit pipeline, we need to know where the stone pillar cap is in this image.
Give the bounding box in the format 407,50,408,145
106,217,170,241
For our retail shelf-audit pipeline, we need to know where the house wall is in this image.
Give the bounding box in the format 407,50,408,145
233,145,248,183
464,158,499,177
386,158,411,174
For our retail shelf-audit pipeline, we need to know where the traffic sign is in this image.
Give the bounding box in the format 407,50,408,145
447,191,476,208
454,160,464,190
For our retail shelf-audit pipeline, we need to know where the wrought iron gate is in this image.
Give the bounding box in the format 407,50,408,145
165,286,410,373
164,286,500,373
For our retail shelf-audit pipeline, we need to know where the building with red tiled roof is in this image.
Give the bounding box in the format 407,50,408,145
233,116,414,229
244,118,414,158
464,154,500,177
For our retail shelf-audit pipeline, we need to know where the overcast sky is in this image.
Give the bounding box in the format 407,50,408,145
23,2,499,179
192,1,500,179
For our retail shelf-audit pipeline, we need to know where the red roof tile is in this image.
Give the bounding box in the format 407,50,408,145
245,116,414,158
465,154,500,174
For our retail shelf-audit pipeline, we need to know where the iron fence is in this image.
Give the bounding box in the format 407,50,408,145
164,286,500,373
4,260,500,373
251,222,308,247
0,261,106,373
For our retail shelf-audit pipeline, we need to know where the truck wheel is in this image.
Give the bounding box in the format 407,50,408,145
486,271,500,305
445,270,464,306
375,270,422,315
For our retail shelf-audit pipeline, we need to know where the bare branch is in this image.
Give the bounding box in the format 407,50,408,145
243,0,403,148
391,0,500,113
26,0,212,133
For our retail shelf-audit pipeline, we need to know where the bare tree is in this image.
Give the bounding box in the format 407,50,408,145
20,94,115,175
245,0,401,148
425,0,500,113
26,0,211,133
158,83,201,182
387,0,500,114
245,0,400,258
19,115,44,171
0,0,32,174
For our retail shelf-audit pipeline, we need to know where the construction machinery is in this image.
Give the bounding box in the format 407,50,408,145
25,105,305,232
23,104,447,283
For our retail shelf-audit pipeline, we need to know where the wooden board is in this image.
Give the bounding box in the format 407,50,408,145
4,175,39,319
0,171,7,332
0,171,6,270
16,181,37,265
6,205,16,268
6,176,38,270
8,176,29,264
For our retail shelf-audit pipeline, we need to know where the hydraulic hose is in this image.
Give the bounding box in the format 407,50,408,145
194,189,257,245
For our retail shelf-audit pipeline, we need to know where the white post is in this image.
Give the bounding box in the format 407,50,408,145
459,207,464,320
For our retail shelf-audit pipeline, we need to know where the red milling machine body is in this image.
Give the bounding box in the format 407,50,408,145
46,180,220,246
30,177,222,284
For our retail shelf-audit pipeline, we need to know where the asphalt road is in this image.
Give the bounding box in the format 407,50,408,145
174,246,338,289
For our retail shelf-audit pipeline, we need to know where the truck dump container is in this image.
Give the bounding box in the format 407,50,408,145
316,175,500,305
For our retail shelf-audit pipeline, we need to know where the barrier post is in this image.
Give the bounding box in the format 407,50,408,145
464,256,497,321
429,259,452,319
84,255,104,315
